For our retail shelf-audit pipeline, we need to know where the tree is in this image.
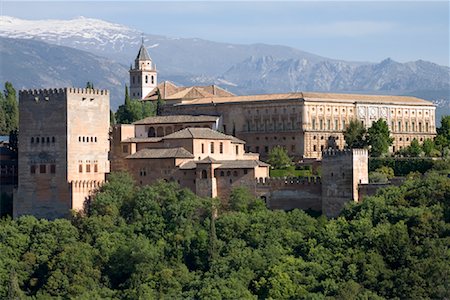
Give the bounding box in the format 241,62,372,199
366,119,393,157
116,85,156,124
85,82,94,89
0,82,18,135
405,138,422,157
344,119,367,149
422,139,437,157
267,146,292,169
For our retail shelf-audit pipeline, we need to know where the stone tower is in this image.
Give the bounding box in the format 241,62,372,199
129,39,157,99
321,149,368,217
14,88,110,219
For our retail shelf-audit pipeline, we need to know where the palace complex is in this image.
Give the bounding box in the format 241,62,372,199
8,42,437,219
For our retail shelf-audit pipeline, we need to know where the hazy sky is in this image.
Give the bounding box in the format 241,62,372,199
2,1,449,66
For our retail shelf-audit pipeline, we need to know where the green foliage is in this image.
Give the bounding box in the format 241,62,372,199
270,166,312,177
367,119,394,157
375,166,394,179
115,85,155,124
1,172,449,299
344,119,367,149
156,88,165,116
85,81,94,89
369,171,389,183
0,82,19,135
369,157,434,176
267,146,292,169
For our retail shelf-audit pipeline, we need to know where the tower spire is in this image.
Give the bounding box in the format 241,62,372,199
141,33,144,45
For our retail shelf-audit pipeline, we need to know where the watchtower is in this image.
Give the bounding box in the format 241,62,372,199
321,148,368,217
14,88,110,219
129,39,157,99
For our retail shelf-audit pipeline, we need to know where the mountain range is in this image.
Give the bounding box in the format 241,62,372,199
0,16,449,115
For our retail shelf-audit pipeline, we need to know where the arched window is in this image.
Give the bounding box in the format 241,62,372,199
46,137,50,143
220,171,225,177
94,137,97,142
227,171,231,176
233,171,238,177
201,170,207,179
145,75,148,84
52,137,55,143
151,76,154,84
201,143,205,153
82,137,85,142
90,137,94,142
31,137,34,143
36,137,40,143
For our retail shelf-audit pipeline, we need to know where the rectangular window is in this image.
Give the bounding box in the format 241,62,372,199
319,119,323,130
391,121,395,131
412,122,415,131
79,164,83,173
244,169,248,175
86,164,91,173
313,145,317,151
342,120,346,130
405,122,409,131
40,165,46,174
30,165,36,174
210,142,214,153
398,121,402,131
50,164,56,174
219,142,223,154
312,119,316,130
265,146,269,153
201,143,205,153
235,145,239,155
94,164,98,173
426,123,429,132
327,119,330,130
419,122,422,132
122,145,129,154
335,120,338,130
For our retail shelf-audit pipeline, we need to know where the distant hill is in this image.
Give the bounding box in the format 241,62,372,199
0,16,449,115
0,37,128,109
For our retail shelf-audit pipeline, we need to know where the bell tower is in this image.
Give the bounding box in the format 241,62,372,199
129,38,157,100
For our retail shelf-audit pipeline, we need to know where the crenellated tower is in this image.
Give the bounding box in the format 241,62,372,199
129,39,157,100
14,88,110,219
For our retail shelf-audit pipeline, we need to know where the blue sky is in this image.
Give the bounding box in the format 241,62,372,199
2,1,449,66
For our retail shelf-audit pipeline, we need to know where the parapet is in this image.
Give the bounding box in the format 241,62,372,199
256,176,321,186
19,87,109,97
322,148,368,158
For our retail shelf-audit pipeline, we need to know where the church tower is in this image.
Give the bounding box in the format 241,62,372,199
129,39,157,100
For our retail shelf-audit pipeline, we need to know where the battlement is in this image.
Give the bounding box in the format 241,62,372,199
70,180,103,190
256,176,321,186
19,87,109,97
322,148,368,158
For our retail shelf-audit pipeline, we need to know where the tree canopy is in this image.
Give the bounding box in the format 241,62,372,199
1,168,449,299
366,119,394,157
115,85,155,124
343,119,367,149
267,146,292,169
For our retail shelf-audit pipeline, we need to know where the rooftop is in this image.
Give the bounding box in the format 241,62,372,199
144,81,235,100
163,127,245,143
126,147,194,159
133,115,219,125
173,91,434,106
179,159,270,170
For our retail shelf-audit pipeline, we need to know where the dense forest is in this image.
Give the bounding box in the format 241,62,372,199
1,168,449,299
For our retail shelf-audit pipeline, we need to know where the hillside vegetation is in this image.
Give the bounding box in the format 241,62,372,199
1,169,449,299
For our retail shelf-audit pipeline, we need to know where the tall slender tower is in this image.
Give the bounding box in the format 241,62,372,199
129,39,157,99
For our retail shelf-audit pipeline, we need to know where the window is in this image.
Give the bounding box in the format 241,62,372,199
342,120,346,129
122,145,129,154
335,120,338,130
94,137,97,142
30,165,36,174
219,142,223,154
79,136,81,142
426,122,429,132
40,165,46,174
86,164,91,173
201,170,207,179
327,119,330,130
31,137,34,143
94,164,98,173
90,137,93,142
256,146,260,152
391,121,395,131
412,122,415,131
145,75,148,84
132,76,135,84
210,142,214,153
227,171,231,176
79,164,83,173
52,137,55,143
398,121,402,131
36,137,39,143
233,171,238,177
235,145,239,155
244,169,248,175
319,119,323,130
83,136,85,142
264,146,269,153
419,122,422,132
46,137,50,143
291,145,295,152
50,165,56,174
220,171,224,177
312,119,316,130
321,145,324,151
151,76,154,84
313,145,317,151
405,122,409,131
